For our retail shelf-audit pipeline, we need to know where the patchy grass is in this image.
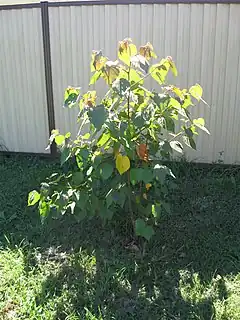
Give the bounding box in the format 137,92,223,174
1,156,240,319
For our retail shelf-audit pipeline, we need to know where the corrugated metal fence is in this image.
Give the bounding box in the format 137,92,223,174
0,0,240,163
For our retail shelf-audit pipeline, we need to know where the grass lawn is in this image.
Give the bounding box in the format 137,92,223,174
1,156,240,319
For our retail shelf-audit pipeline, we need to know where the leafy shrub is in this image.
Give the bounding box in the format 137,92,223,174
28,39,209,240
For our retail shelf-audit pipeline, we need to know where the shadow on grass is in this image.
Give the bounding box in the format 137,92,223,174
1,157,240,319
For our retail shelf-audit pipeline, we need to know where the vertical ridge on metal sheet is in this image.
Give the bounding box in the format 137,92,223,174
41,1,56,155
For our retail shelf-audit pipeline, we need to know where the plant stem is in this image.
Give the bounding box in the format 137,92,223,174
127,171,135,231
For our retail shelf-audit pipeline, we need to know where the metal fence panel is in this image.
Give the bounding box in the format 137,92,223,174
0,7,49,153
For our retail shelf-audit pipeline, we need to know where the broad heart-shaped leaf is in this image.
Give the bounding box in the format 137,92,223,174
131,54,149,74
63,87,80,108
153,164,175,182
135,218,155,241
183,136,197,150
72,171,84,186
60,147,71,166
88,104,107,130
193,118,210,134
150,60,170,85
55,135,65,146
170,140,183,154
130,168,144,185
116,154,130,175
189,84,203,101
133,113,145,128
28,190,40,206
99,163,114,180
112,78,130,97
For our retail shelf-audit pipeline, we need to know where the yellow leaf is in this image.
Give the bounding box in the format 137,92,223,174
145,183,152,191
143,193,148,200
116,154,130,175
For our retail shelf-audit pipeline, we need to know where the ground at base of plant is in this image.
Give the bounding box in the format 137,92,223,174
1,155,240,320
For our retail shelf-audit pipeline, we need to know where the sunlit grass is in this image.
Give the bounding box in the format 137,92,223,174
1,156,240,319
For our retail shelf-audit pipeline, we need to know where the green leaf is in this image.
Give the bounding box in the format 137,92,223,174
61,147,71,166
28,190,40,206
135,218,155,241
63,86,80,108
88,104,107,130
89,71,102,85
112,78,130,97
153,164,175,182
131,54,149,74
82,133,91,140
142,168,154,184
193,118,210,134
55,135,65,146
67,201,76,214
106,189,114,208
130,168,144,185
97,132,111,147
183,136,197,150
72,172,84,186
39,200,50,218
152,203,161,218
189,84,203,101
133,113,145,128
150,60,170,85
170,141,183,154
99,163,113,180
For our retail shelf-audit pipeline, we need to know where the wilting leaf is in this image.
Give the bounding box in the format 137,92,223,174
118,38,137,66
189,84,203,101
139,42,157,60
82,91,97,108
90,50,107,72
135,218,155,241
116,154,130,175
28,190,40,206
102,61,120,85
193,118,210,134
88,104,107,130
166,56,178,76
146,183,152,191
63,86,81,108
136,144,149,162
